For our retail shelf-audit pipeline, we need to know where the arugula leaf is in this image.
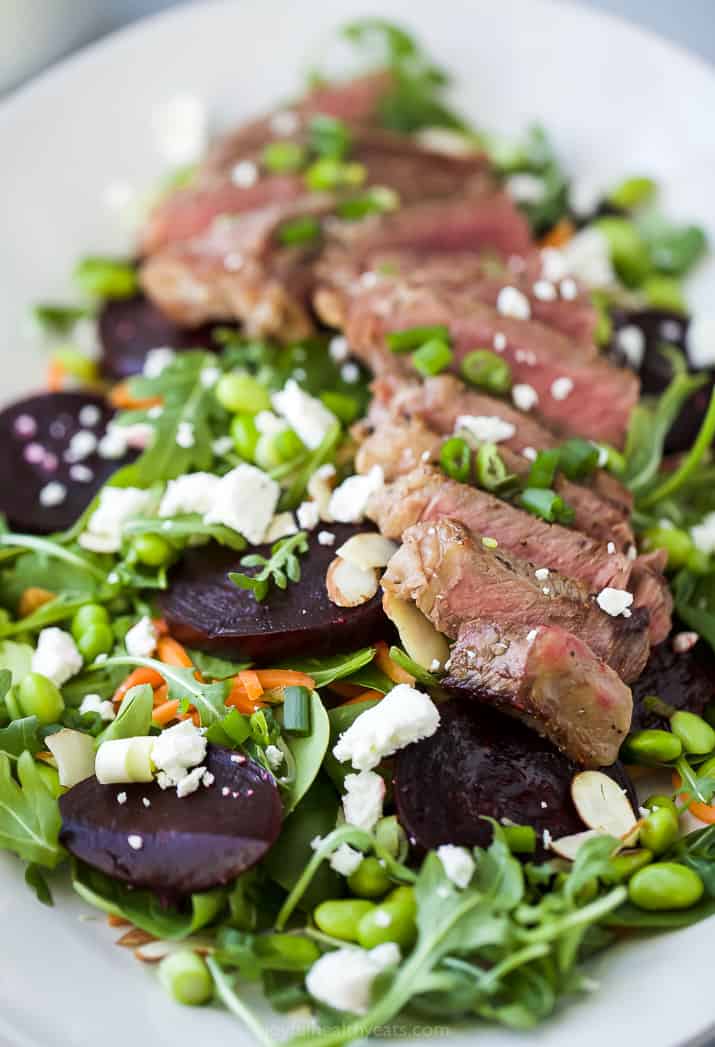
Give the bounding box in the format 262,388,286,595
25,862,54,906
188,650,252,680
123,514,246,553
673,570,715,653
279,691,330,813
674,825,715,897
0,717,42,760
98,656,229,726
638,386,715,509
98,684,153,744
230,531,308,602
0,641,34,685
0,751,64,868
278,422,341,510
279,647,377,688
31,303,91,335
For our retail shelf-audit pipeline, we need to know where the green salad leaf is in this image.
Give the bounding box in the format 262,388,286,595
230,531,309,602
0,717,42,760
98,656,229,726
98,684,153,743
0,751,64,868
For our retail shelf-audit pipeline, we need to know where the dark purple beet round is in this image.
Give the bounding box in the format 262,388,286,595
394,700,636,857
631,630,715,730
0,391,136,534
99,294,232,380
161,523,391,662
59,745,282,894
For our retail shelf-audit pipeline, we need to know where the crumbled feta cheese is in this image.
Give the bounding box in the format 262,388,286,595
329,335,350,362
142,797,151,808
616,325,646,369
437,844,475,889
333,684,440,770
560,277,578,300
568,178,602,218
32,628,82,686
687,313,715,369
212,435,234,457
176,421,195,448
117,792,127,805
97,425,130,460
506,173,546,204
672,631,699,654
534,567,549,581
429,658,442,672
200,366,220,388
596,587,634,617
329,466,384,524
607,541,616,555
80,486,154,553
272,379,337,450
176,764,207,798
305,943,400,1014
143,346,176,378
125,616,158,659
39,482,67,507
263,512,298,543
79,693,116,721
532,279,557,302
540,247,567,283
255,410,285,436
296,501,320,530
342,771,385,830
550,376,574,401
64,430,98,463
493,332,507,352
455,415,516,444
512,384,539,412
265,744,284,771
159,472,220,517
79,404,102,428
204,464,280,544
270,109,299,136
318,530,336,546
329,843,363,877
522,446,537,461
231,160,258,187
341,362,360,384
560,228,614,287
691,511,715,555
152,720,207,794
496,285,531,320
127,834,143,851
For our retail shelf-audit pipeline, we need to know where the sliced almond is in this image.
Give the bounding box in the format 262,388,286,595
134,939,213,964
571,770,637,837
116,928,156,949
307,464,336,522
382,591,450,671
326,557,378,607
336,532,398,571
549,829,603,861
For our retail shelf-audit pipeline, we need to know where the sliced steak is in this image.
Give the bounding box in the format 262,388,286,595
368,464,632,593
629,549,674,647
382,519,649,681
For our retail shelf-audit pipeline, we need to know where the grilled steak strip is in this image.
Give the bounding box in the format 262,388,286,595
382,519,649,681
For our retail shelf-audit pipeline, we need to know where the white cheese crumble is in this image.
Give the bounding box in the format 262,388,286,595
117,792,127,805
255,410,285,436
127,834,143,851
506,173,546,204
329,335,350,362
550,376,574,401
532,279,557,302
512,384,539,412
204,464,280,544
437,844,476,889
296,501,320,530
341,362,360,384
560,277,578,301
143,346,176,378
329,465,384,524
496,285,531,320
152,720,207,795
522,446,537,461
272,379,337,450
342,771,385,830
64,430,98,463
80,487,154,554
125,616,158,659
159,472,220,517
333,683,440,770
534,567,550,581
607,541,616,555
32,628,82,686
305,943,400,1015
79,693,116,721
616,325,646,369
691,511,715,555
455,415,516,444
265,744,285,771
686,312,715,369
596,587,634,618
39,482,67,507
263,512,298,543
176,421,195,449
79,404,102,428
317,530,336,546
540,247,567,283
176,764,208,798
329,843,363,877
231,161,258,188
560,228,614,287
493,332,507,352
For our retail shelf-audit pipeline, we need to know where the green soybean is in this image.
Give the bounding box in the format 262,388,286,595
215,371,271,415
132,533,173,567
607,176,657,211
601,848,653,885
502,825,537,854
76,623,114,662
628,862,704,911
17,673,64,725
274,428,305,463
621,729,682,766
313,899,375,942
460,349,512,395
644,794,679,819
670,711,715,756
639,806,679,856
374,816,408,861
36,761,63,798
594,217,652,287
347,857,391,899
158,950,213,1006
230,413,259,461
356,886,417,950
641,525,693,570
71,604,109,641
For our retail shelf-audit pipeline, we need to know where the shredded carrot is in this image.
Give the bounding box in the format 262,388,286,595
108,915,130,928
329,681,366,699
253,669,315,691
539,217,575,249
226,676,265,714
152,683,169,706
374,642,415,686
673,771,715,824
152,699,181,726
156,636,194,668
47,359,66,392
18,587,55,618
339,689,385,706
112,666,165,705
152,617,170,636
108,380,162,411
238,670,264,703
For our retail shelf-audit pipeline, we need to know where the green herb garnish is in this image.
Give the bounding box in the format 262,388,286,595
230,531,309,602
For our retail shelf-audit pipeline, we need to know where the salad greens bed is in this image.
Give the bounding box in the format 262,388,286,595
3,16,715,1045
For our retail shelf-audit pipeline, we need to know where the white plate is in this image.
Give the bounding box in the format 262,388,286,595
1,1,714,1044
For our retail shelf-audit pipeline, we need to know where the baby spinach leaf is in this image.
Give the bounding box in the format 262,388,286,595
25,862,54,906
0,751,64,868
98,684,153,744
280,647,377,689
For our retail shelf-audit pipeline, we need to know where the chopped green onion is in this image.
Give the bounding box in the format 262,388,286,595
475,442,508,490
31,303,90,335
639,387,715,509
282,686,312,735
387,324,450,353
277,216,321,246
262,141,306,173
320,390,360,423
527,449,559,490
607,176,657,211
74,257,138,299
158,950,213,1006
308,114,351,160
336,187,399,221
558,438,600,480
411,338,453,377
460,348,512,395
502,824,537,854
304,159,366,191
440,437,471,482
590,292,613,347
519,487,574,524
642,275,687,314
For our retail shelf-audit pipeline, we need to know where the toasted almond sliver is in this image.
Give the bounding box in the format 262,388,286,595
549,829,603,861
135,939,213,963
571,770,637,837
382,591,450,671
116,928,156,949
326,557,378,607
336,532,398,571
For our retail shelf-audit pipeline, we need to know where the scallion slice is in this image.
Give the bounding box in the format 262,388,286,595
528,449,560,489
277,216,321,247
558,438,599,480
411,338,453,377
519,487,574,524
440,437,471,482
282,686,312,736
475,442,508,491
387,324,450,353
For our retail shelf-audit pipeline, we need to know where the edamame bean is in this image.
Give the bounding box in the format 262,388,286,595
215,371,271,415
639,806,679,856
356,886,417,950
347,857,391,899
132,533,173,567
158,950,213,1006
274,428,305,463
621,729,682,766
76,623,114,662
230,414,259,461
670,711,715,756
641,525,693,570
374,815,408,862
601,849,653,885
313,899,375,942
460,349,512,395
607,176,656,211
17,673,64,725
594,217,652,287
628,862,704,911
71,603,109,641
644,794,678,819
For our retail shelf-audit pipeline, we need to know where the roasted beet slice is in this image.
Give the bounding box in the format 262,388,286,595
59,745,281,894
99,293,232,380
631,630,715,730
161,524,390,662
394,699,636,857
0,391,136,534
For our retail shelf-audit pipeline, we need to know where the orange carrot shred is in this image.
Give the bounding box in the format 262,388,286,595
374,641,415,686
47,359,66,392
226,677,265,714
112,667,165,705
156,636,194,668
339,689,385,706
539,217,575,249
673,771,715,824
253,669,315,691
152,699,181,726
108,381,162,411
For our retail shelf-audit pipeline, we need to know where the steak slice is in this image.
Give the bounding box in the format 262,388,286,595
368,464,632,593
443,620,632,768
382,519,649,681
